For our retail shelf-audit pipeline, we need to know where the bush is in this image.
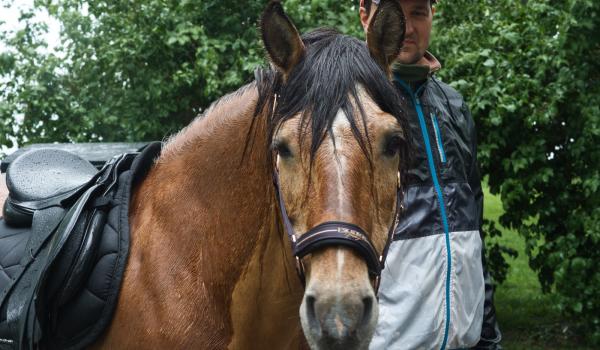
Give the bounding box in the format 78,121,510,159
431,0,600,344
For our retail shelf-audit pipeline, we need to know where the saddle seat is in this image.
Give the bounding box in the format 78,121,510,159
3,149,98,227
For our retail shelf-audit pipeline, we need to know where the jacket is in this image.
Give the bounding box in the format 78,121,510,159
370,52,500,350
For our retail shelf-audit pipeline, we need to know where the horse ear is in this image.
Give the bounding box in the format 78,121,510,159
261,1,305,75
366,0,405,74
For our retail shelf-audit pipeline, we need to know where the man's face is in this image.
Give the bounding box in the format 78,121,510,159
360,0,434,64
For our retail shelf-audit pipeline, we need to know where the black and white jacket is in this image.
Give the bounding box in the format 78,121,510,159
371,54,498,350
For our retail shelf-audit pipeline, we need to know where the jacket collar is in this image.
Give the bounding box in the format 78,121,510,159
392,51,441,92
392,51,441,81
421,51,442,74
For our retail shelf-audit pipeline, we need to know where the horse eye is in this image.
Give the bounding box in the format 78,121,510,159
273,140,293,158
383,135,403,157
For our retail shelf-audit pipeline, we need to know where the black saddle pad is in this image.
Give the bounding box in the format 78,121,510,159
0,142,161,350
0,224,29,295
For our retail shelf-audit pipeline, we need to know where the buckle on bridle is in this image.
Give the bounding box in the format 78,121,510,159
295,256,306,286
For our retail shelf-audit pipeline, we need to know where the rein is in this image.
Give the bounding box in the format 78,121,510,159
269,94,403,294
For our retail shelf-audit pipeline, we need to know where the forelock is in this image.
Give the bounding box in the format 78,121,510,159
271,28,407,163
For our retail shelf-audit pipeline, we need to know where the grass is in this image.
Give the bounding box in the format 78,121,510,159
483,187,593,350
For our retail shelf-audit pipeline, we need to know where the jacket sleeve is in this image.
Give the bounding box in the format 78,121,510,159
463,102,484,237
462,102,503,349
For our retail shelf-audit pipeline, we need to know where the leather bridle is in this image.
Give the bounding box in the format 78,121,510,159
270,95,404,294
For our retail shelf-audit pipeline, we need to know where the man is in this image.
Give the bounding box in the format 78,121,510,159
359,0,503,349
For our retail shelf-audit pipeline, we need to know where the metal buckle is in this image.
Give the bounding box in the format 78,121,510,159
295,256,306,286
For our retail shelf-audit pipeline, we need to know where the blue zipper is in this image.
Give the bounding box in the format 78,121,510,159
396,79,452,350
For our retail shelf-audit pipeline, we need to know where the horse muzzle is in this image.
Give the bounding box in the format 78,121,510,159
299,247,379,350
300,285,378,350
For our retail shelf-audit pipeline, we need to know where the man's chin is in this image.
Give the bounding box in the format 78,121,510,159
397,50,423,65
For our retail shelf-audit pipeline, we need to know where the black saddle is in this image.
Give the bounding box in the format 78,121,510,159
3,148,98,227
0,142,161,350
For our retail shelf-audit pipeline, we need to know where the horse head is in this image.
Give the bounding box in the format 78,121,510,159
261,1,408,348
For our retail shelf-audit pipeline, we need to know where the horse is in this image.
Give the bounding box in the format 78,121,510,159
0,1,410,349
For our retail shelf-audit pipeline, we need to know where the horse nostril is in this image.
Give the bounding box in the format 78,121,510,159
361,295,375,327
305,294,320,333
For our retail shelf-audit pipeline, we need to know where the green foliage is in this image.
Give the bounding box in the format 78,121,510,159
0,0,361,145
431,0,600,344
483,217,517,285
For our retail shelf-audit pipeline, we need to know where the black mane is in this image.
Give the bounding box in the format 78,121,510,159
254,28,410,172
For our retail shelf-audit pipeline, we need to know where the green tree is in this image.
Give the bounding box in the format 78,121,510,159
0,0,361,145
431,0,600,344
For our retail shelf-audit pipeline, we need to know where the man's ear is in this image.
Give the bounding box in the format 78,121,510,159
261,1,305,76
366,0,405,75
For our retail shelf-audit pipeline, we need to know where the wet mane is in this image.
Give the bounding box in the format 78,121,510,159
254,28,411,171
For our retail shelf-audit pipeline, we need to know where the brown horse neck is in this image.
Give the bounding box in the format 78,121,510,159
113,83,303,348
133,83,282,278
